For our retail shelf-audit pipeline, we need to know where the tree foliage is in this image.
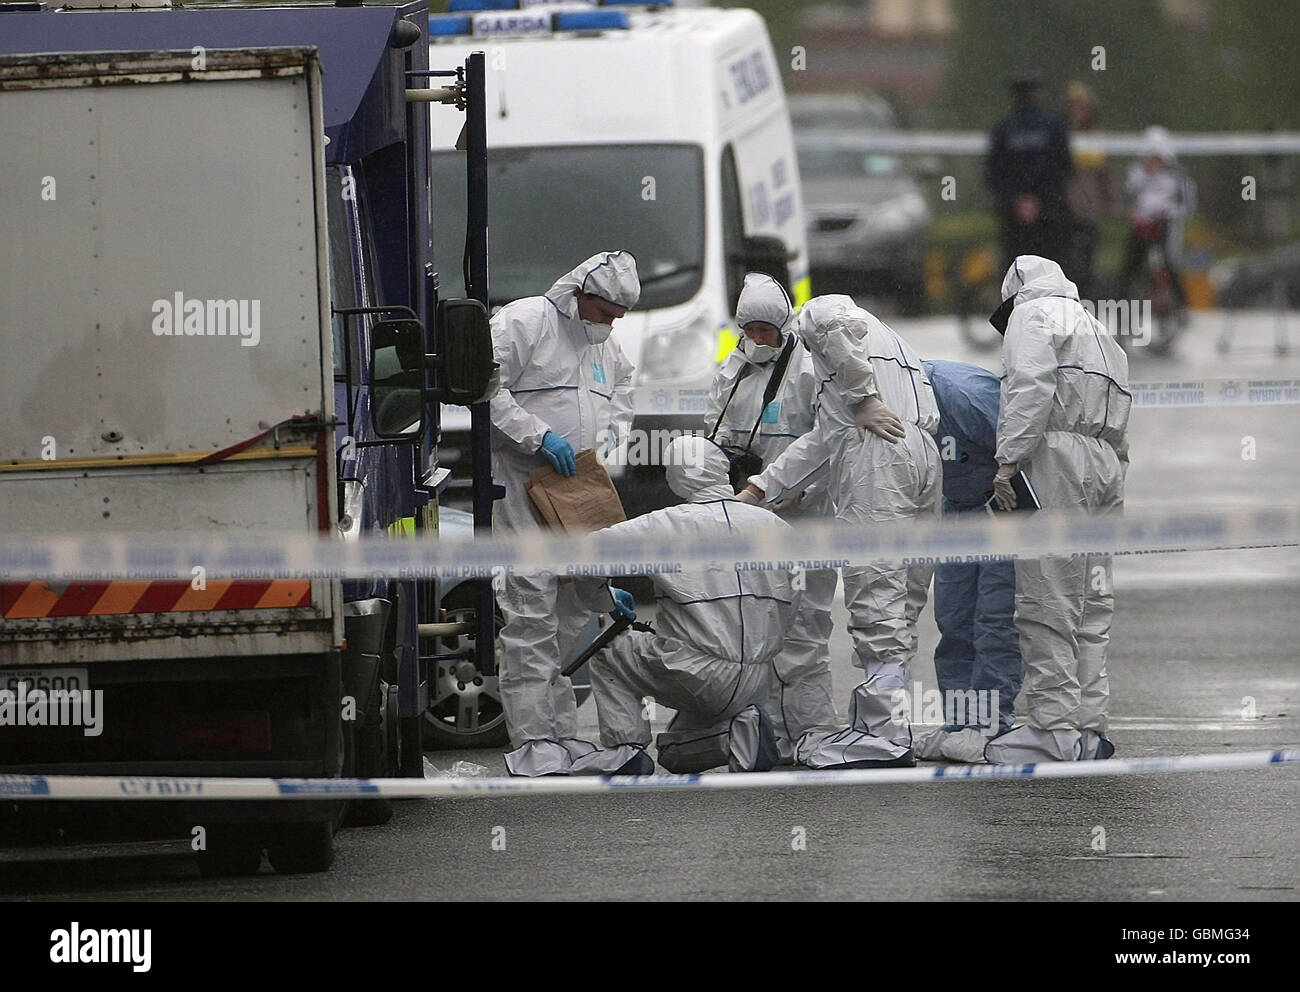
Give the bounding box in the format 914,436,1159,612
731,0,1297,131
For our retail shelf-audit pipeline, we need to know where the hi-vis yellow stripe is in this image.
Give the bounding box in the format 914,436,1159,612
714,275,812,364
714,326,740,363
793,274,812,306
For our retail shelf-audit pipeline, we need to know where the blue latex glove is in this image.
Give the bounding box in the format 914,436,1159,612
539,430,577,477
610,587,636,621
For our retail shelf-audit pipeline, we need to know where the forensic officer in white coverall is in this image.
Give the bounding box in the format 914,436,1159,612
705,273,839,761
573,434,796,773
490,250,647,777
739,296,941,768
984,255,1131,763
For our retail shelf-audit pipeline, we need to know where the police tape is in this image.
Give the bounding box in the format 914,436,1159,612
1128,377,1300,408
0,505,1297,581
0,749,1296,800
638,379,1300,414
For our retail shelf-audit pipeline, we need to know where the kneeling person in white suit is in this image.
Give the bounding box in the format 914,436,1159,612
572,434,798,773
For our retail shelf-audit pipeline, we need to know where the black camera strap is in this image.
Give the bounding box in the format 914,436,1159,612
740,334,797,455
708,361,754,441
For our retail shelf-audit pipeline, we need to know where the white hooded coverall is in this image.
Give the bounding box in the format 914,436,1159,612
752,296,942,767
490,251,642,777
706,274,839,759
575,435,797,773
985,256,1131,764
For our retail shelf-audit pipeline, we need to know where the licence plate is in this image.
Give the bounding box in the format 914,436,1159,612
0,667,90,694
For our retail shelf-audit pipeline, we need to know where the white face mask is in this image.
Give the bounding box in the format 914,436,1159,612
583,320,613,344
741,338,779,364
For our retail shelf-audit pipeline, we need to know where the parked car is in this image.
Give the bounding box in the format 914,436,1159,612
791,93,930,312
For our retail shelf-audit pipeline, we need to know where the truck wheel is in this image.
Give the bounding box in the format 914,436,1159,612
266,821,335,874
341,796,393,828
196,825,264,877
383,682,402,775
340,711,394,828
423,590,509,750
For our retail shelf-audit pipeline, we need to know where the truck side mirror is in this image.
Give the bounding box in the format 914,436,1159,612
741,235,792,297
434,298,497,405
370,318,426,439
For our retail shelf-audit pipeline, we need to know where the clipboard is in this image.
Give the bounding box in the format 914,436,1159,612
982,467,1041,514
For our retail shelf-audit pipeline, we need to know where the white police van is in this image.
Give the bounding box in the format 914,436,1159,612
428,0,809,508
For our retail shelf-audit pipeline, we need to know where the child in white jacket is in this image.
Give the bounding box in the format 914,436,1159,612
1119,126,1197,313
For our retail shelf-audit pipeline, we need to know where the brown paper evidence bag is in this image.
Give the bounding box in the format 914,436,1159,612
525,448,627,534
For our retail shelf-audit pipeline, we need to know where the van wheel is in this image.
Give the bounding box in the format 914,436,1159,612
266,821,334,874
422,588,509,750
196,825,264,877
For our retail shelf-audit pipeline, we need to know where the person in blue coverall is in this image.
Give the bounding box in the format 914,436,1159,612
915,360,1024,762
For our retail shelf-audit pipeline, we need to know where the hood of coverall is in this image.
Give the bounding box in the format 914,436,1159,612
791,295,879,403
792,294,859,350
734,273,793,365
999,255,1081,305
545,250,641,318
664,434,735,502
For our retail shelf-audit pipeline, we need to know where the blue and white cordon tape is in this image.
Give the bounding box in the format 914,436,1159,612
1,505,1297,581
0,750,1296,800
1128,377,1300,408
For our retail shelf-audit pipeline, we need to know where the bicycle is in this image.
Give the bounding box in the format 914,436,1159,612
1123,217,1186,356
952,243,1006,351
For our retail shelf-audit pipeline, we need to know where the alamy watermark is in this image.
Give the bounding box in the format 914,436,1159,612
1033,296,1156,347
151,293,261,347
890,683,1001,737
1080,297,1154,347
595,427,708,468
0,682,104,737
50,923,150,972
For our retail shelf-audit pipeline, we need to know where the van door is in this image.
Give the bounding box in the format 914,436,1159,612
719,123,811,310
720,143,748,316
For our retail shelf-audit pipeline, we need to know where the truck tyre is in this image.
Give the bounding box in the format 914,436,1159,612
383,683,400,771
196,825,264,877
266,820,335,874
340,674,395,828
341,795,392,828
340,721,393,827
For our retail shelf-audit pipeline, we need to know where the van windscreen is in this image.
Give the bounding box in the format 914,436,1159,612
431,143,705,311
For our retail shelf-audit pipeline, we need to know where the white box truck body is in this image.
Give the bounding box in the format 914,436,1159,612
0,48,337,660
0,48,343,858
